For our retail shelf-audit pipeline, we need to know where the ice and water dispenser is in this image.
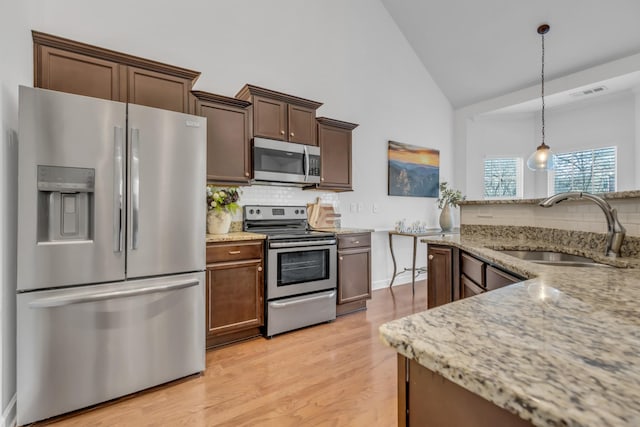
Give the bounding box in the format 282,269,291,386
37,165,95,242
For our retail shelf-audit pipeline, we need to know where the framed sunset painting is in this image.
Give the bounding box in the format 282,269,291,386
388,141,440,197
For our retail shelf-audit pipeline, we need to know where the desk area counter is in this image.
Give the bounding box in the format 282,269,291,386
380,233,640,427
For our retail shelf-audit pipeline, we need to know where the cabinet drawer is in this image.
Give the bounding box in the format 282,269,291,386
337,233,370,249
461,274,484,299
461,252,485,287
207,241,263,263
486,265,521,291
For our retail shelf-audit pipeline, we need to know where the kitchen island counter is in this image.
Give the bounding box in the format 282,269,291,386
380,234,640,426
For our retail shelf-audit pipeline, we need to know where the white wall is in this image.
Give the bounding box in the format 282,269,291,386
1,1,453,412
464,91,637,200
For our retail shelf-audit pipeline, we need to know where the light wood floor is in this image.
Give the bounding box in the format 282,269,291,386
46,281,427,427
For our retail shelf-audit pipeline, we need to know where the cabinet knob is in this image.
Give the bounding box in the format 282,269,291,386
428,255,434,260
280,130,285,135
321,177,325,181
339,257,343,261
353,241,359,244
229,250,241,255
245,172,250,177
258,266,263,272
290,132,295,137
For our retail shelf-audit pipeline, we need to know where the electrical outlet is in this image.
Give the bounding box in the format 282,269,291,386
357,202,364,213
373,203,379,213
350,203,357,213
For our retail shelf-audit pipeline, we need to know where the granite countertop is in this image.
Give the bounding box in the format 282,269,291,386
206,232,266,243
459,189,640,205
379,234,640,426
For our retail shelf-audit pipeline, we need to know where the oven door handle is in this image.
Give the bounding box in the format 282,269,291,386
269,239,336,249
269,291,336,308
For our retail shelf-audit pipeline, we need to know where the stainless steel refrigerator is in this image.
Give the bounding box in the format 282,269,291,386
16,86,206,425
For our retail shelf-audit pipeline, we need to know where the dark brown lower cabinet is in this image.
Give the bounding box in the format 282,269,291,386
461,274,485,298
427,245,453,308
398,355,533,427
206,240,264,348
337,233,372,315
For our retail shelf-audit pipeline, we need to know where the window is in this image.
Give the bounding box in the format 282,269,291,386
550,147,617,194
483,157,523,199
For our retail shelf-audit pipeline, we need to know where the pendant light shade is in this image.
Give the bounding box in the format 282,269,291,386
526,142,555,170
527,24,555,171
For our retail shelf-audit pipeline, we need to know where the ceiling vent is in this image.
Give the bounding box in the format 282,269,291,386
570,85,608,97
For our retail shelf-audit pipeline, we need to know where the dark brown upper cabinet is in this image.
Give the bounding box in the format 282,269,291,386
192,91,252,184
236,84,322,146
33,31,200,114
315,117,358,191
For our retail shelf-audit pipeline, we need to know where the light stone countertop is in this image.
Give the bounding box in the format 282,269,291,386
205,232,266,243
459,189,640,205
379,233,640,427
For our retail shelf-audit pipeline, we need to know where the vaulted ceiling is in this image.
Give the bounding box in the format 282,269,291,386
380,0,640,108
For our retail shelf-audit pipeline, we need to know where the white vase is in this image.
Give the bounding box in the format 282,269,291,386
207,210,232,234
439,205,454,231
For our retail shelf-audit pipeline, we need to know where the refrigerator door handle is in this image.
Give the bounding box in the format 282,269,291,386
131,128,140,250
113,126,124,253
28,279,199,308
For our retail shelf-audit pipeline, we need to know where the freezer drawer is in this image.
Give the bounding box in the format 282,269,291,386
16,272,205,425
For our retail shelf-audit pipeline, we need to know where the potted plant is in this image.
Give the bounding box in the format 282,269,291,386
206,186,240,234
437,182,465,231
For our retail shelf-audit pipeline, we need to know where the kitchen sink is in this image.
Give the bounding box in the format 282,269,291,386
497,250,612,268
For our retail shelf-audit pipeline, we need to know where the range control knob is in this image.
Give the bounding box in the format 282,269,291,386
249,209,254,215
256,209,261,214
294,209,299,214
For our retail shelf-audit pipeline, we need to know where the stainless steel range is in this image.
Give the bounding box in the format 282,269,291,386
244,205,337,337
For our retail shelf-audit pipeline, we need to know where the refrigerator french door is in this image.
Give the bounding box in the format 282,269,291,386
16,86,206,426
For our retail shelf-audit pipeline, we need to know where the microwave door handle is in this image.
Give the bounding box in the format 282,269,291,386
303,145,310,182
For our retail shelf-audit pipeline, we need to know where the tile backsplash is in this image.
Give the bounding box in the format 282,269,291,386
461,198,640,237
229,185,339,220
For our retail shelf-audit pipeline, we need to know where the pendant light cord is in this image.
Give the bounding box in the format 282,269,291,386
541,31,545,146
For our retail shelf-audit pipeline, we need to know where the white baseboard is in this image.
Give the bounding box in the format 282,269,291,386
1,394,16,427
372,275,413,291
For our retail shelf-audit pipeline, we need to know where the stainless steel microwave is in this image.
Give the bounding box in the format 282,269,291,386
252,137,321,185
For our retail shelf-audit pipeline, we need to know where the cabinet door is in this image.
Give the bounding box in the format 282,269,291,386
199,102,250,183
288,104,317,145
253,96,287,140
427,246,452,308
127,66,191,113
486,265,520,291
461,274,485,299
36,45,124,101
318,123,352,190
338,247,372,304
206,258,264,338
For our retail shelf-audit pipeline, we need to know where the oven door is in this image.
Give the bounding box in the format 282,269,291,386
267,240,336,299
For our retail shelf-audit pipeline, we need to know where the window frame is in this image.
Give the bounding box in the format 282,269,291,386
483,156,524,200
547,146,617,195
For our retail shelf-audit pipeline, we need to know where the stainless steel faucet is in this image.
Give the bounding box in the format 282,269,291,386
539,192,626,258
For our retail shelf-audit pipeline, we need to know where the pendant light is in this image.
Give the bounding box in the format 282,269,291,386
527,24,555,171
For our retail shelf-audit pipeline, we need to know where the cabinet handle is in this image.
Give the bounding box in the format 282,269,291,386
428,255,434,260
228,250,241,255
290,132,295,137
353,241,359,244
280,130,285,135
258,266,263,272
